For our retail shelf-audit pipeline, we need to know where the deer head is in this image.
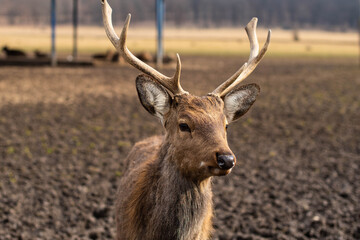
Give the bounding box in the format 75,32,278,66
101,0,271,181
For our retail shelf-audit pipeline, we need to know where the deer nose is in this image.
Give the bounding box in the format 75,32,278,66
216,154,235,170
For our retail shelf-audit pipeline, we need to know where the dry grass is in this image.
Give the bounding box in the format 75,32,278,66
0,25,358,57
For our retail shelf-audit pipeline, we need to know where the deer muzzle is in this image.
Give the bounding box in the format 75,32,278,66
216,154,235,170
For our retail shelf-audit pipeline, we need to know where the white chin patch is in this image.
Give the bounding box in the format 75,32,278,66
213,168,220,175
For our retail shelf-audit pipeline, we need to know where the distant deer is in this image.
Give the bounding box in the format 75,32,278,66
135,51,153,63
92,50,114,61
2,46,26,57
34,50,49,59
101,0,271,239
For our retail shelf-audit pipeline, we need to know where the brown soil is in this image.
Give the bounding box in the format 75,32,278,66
0,56,359,239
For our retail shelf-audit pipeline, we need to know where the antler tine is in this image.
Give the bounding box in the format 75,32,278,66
219,29,271,97
246,18,260,62
101,0,119,47
101,0,187,95
212,18,271,97
211,63,247,96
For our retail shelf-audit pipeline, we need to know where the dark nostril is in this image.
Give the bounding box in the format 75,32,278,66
216,154,235,170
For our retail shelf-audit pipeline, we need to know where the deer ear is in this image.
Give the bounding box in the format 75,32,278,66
136,74,171,120
223,83,260,123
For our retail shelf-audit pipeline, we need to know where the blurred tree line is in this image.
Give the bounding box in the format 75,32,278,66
0,0,357,30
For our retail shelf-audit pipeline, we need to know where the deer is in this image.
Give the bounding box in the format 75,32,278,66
2,46,26,57
100,0,271,239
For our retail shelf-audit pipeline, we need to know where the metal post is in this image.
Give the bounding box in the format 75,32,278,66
156,0,164,68
72,0,78,61
358,0,360,67
51,0,57,67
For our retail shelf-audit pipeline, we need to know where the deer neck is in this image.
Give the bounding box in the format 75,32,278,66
158,141,213,223
152,141,213,239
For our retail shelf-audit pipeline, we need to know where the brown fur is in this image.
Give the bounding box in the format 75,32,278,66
116,94,237,240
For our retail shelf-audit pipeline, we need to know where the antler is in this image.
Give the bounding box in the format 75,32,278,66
100,0,187,95
212,18,271,97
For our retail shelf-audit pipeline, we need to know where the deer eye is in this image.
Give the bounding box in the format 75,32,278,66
226,124,229,130
179,123,191,132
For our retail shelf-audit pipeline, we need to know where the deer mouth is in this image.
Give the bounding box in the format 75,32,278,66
208,166,232,176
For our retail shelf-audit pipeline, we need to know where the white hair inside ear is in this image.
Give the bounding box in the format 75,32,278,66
136,75,171,123
223,83,260,123
143,82,170,119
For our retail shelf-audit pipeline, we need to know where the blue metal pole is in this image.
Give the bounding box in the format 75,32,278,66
51,0,57,66
156,0,164,68
358,0,360,67
72,0,78,61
